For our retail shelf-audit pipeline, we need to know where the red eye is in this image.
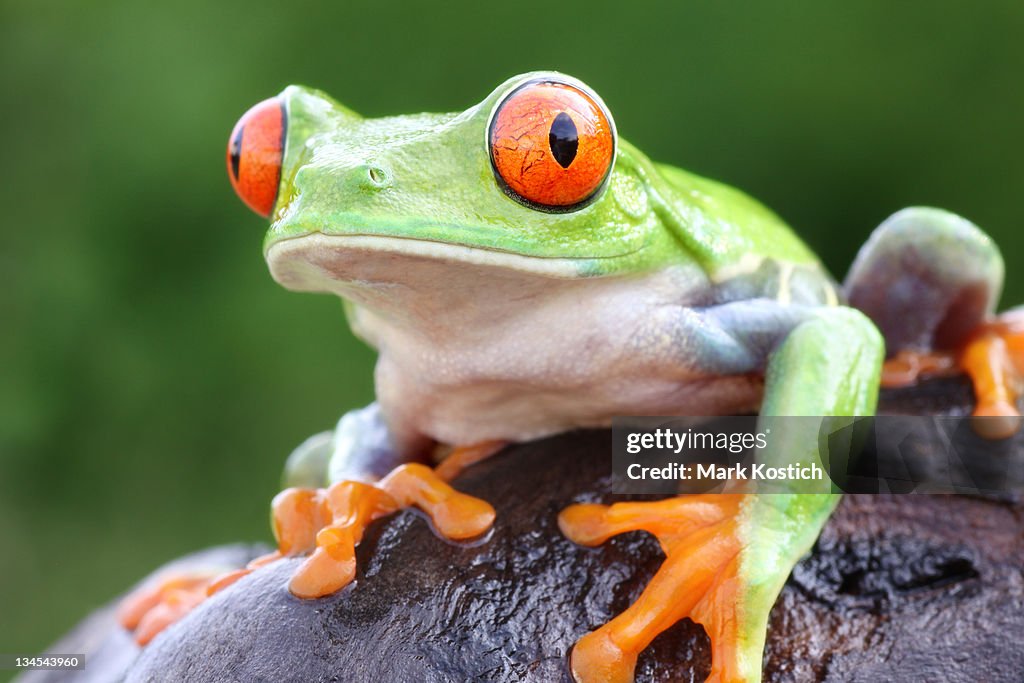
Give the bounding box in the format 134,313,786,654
489,79,615,210
227,97,286,217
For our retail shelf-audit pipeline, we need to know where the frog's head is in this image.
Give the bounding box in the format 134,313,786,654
227,72,668,295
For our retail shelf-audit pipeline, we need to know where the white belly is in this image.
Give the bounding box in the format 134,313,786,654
357,267,763,447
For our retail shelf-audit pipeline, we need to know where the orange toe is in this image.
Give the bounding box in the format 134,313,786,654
881,349,957,387
434,441,505,481
558,503,615,546
271,487,329,554
290,543,357,599
379,463,495,540
960,314,1024,438
570,628,635,683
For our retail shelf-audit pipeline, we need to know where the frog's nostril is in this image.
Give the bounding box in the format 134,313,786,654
367,166,389,187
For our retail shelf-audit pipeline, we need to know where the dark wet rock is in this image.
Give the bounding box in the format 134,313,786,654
768,495,1024,682
28,379,1024,682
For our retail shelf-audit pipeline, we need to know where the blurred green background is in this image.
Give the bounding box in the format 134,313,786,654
2,0,1023,665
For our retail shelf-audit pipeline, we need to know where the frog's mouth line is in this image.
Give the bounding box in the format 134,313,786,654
265,232,632,287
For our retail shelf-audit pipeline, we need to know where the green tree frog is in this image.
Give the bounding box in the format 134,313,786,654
119,72,1024,682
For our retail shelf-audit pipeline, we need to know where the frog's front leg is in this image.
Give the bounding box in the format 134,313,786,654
119,403,501,643
278,403,499,598
562,305,883,683
845,207,1024,435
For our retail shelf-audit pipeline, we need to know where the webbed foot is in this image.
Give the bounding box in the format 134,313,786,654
288,462,495,597
882,309,1024,438
560,495,750,683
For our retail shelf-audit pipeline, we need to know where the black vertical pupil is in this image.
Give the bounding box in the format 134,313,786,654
229,126,244,180
548,112,578,168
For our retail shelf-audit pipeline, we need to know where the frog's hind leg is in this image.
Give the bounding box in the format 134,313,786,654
844,207,1024,433
844,207,1003,353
